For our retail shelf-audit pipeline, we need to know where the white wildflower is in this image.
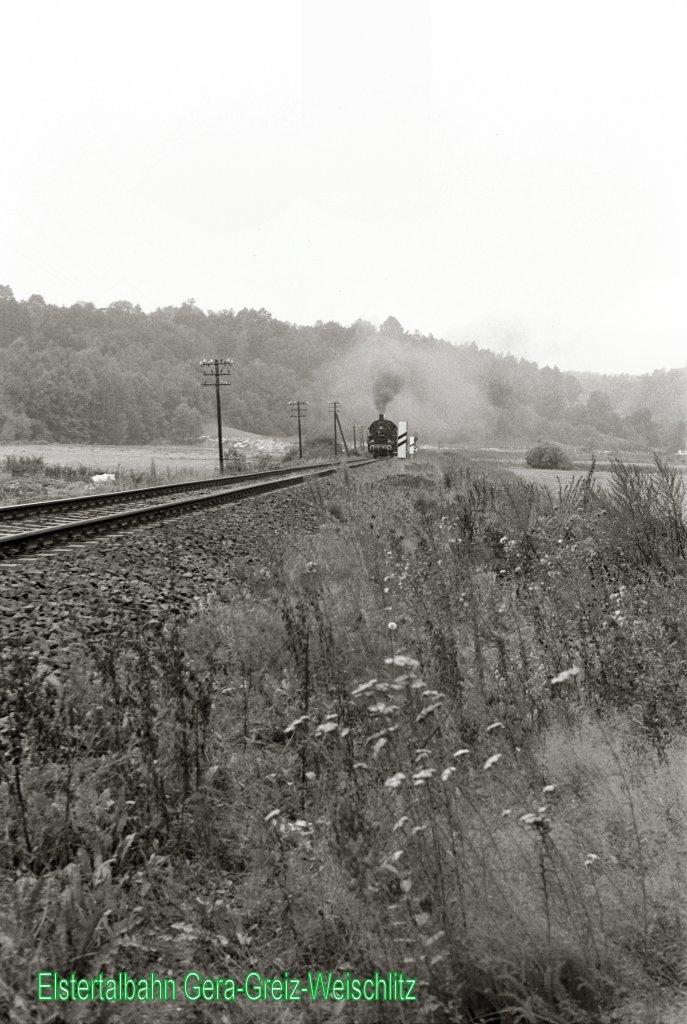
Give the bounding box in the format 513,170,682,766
352,680,376,696
384,655,419,668
283,715,309,734
551,666,581,685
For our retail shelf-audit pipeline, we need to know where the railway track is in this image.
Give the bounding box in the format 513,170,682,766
0,460,375,563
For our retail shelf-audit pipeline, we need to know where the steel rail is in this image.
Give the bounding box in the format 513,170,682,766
0,460,347,522
0,460,375,561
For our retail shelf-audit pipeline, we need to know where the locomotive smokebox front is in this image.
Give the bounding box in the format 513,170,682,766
367,413,399,458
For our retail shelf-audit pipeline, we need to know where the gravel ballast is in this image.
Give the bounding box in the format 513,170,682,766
1,481,336,670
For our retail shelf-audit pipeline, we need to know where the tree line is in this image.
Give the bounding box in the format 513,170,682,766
0,286,684,451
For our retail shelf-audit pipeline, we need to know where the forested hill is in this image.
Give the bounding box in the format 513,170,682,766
0,285,685,450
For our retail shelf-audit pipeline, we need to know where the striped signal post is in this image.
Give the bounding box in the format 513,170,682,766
201,358,233,472
397,420,408,459
289,400,307,458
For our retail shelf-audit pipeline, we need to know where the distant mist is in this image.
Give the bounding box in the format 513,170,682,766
312,331,494,443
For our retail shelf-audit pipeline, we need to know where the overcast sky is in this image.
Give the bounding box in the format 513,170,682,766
2,0,685,375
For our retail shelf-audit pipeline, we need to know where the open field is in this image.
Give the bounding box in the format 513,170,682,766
0,441,219,475
1,452,686,1022
465,451,687,507
0,436,301,505
461,446,686,467
0,434,295,475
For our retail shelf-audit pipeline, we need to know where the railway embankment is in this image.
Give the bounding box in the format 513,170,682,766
1,454,685,1024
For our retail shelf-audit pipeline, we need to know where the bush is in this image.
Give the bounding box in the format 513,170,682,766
304,434,340,458
44,463,93,482
525,442,573,470
4,455,46,476
3,456,95,482
222,448,248,473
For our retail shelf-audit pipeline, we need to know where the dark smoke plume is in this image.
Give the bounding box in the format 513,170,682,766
373,372,404,413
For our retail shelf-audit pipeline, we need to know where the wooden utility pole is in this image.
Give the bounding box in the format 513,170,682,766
330,401,340,455
328,401,349,456
201,358,233,471
289,400,307,458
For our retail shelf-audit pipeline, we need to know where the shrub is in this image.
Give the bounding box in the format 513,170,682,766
526,442,573,470
4,455,46,476
306,434,340,458
44,463,93,482
222,448,248,473
597,454,687,569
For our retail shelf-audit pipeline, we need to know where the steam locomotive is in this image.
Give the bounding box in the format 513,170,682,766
367,414,398,458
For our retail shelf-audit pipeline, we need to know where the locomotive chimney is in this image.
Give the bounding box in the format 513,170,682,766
378,413,384,421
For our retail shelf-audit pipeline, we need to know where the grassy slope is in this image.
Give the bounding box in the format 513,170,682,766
1,455,686,1022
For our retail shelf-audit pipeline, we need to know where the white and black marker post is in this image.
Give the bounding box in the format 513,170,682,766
397,421,408,459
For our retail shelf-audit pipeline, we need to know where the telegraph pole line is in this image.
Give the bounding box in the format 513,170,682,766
289,400,307,458
201,358,233,472
352,425,357,453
